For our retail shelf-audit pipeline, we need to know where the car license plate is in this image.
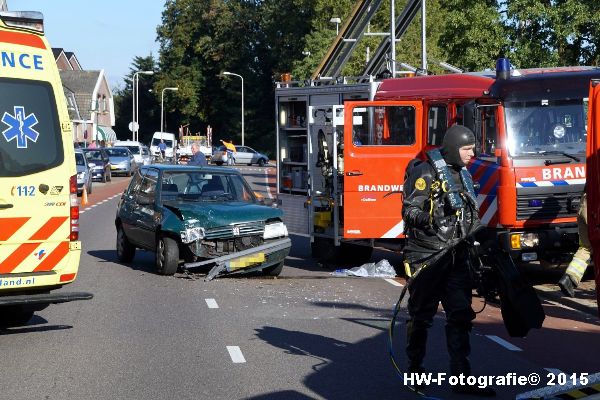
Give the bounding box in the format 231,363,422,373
228,252,265,271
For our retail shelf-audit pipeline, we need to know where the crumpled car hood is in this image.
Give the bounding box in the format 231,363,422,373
163,201,283,229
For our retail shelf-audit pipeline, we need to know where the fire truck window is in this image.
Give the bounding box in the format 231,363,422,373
428,105,447,146
483,108,497,155
351,106,416,146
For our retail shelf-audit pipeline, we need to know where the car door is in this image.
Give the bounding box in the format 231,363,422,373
235,146,250,164
585,79,600,312
119,169,145,246
133,168,160,249
343,100,424,239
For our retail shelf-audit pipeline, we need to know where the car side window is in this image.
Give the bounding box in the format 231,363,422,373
126,169,145,196
139,169,159,200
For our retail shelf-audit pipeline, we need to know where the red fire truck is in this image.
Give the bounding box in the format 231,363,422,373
585,80,600,311
276,60,600,267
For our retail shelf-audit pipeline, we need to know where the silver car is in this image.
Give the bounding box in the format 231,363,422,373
106,147,137,176
75,150,92,195
211,145,269,166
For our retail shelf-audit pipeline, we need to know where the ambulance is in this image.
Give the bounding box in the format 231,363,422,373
0,11,92,326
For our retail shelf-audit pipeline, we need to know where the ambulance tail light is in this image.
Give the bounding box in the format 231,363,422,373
0,11,44,33
70,175,79,241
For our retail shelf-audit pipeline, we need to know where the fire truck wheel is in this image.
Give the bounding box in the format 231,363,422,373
0,306,34,328
116,225,136,262
262,262,284,276
311,237,338,267
341,243,373,265
156,235,179,276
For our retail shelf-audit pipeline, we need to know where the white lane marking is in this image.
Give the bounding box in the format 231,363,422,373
544,368,563,376
84,207,91,211
486,335,522,351
226,346,246,363
90,204,97,208
205,298,219,309
384,278,403,287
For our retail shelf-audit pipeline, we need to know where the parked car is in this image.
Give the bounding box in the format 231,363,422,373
113,140,151,166
106,147,137,176
75,150,92,196
115,165,291,277
211,145,269,166
82,147,112,182
233,145,269,166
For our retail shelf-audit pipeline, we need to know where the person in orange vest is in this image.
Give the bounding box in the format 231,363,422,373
558,192,591,297
220,139,236,165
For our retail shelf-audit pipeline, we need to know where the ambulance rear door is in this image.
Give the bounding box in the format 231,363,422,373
585,79,600,313
343,101,424,239
0,28,77,288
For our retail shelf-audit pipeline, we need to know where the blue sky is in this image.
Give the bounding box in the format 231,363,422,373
14,0,164,89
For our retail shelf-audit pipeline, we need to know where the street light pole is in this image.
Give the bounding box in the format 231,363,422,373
222,71,244,146
160,87,179,134
132,70,153,141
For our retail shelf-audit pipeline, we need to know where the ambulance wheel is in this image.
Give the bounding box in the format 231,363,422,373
116,225,136,262
0,306,34,328
156,235,179,276
263,262,284,276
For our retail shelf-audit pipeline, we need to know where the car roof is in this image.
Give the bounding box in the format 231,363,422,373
141,164,241,175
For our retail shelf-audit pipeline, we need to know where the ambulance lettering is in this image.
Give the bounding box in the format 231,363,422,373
2,106,40,149
541,166,585,180
1,51,43,70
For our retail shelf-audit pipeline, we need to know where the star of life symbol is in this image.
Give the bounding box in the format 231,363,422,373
2,106,40,149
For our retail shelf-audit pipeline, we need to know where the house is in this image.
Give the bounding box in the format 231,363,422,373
53,48,116,146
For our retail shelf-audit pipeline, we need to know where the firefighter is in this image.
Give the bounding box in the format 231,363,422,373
402,125,495,397
558,192,590,297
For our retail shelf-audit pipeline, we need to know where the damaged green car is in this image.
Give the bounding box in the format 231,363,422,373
115,165,291,279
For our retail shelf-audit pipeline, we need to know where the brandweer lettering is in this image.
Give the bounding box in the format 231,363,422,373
358,184,402,192
541,166,585,180
1,51,44,70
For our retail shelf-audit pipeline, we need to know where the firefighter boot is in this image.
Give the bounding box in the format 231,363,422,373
558,274,575,298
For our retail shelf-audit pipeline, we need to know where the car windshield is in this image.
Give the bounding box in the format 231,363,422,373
75,153,85,166
106,148,129,157
505,98,587,157
160,171,256,203
124,146,140,154
84,150,103,161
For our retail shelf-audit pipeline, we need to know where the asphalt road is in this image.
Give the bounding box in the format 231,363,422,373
1,169,599,400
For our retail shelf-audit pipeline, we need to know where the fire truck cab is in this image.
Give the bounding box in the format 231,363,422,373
276,61,600,267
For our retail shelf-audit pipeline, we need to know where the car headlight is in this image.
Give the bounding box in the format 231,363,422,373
263,222,288,240
181,227,205,243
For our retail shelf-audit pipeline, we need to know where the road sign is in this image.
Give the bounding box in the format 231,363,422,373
128,121,139,132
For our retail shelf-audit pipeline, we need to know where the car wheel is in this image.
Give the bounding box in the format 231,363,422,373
216,161,223,166
262,262,284,276
0,306,34,328
258,158,266,167
156,235,179,276
116,225,136,262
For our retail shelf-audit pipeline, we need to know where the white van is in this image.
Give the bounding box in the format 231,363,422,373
113,140,150,166
150,132,177,162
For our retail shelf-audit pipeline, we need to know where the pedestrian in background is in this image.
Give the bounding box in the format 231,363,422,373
188,142,207,166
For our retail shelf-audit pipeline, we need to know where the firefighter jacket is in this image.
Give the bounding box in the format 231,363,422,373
402,150,481,263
